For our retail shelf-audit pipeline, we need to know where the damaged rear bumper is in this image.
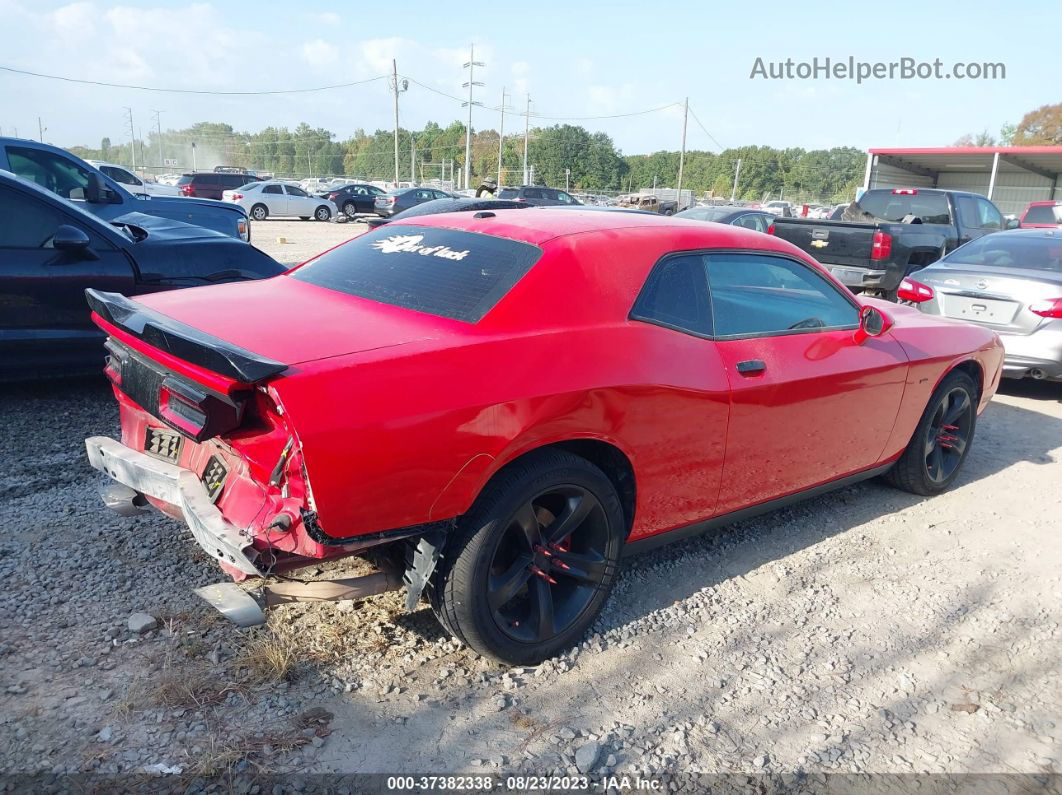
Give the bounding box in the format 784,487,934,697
85,436,261,577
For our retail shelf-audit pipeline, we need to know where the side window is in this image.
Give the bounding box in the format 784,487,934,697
0,186,109,249
733,213,764,232
7,146,94,200
263,185,283,195
955,196,981,229
707,253,859,337
631,255,713,337
353,186,368,196
976,198,1002,230
286,185,308,197
557,191,576,204
416,190,433,201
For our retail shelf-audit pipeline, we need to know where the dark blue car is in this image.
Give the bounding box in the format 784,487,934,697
0,170,285,379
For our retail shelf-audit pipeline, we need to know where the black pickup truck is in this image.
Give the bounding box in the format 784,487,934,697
768,188,1007,299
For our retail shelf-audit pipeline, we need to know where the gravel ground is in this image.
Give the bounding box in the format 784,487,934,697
251,217,370,266
1,373,1060,786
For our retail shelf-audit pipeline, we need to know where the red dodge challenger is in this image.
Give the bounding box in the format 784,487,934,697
85,209,1003,664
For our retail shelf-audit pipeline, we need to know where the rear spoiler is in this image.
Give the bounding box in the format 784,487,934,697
85,289,287,383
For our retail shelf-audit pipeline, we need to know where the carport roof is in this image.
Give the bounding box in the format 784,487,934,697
868,146,1062,180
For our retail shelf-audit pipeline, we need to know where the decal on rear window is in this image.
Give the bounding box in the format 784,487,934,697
290,227,542,323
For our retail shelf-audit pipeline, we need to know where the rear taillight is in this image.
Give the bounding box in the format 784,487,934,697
897,278,935,303
766,223,775,235
179,184,193,195
158,376,245,442
328,192,339,200
231,192,243,200
382,196,396,204
871,229,893,261
1029,298,1062,319
102,339,127,387
892,188,918,195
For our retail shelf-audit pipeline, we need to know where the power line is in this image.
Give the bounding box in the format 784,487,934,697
687,105,726,152
0,64,388,95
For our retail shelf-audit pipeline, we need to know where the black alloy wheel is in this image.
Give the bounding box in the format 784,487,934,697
924,386,973,484
430,450,624,665
486,484,610,644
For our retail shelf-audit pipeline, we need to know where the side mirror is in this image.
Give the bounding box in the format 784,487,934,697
1005,218,1020,230
855,305,893,343
85,173,122,204
53,224,91,252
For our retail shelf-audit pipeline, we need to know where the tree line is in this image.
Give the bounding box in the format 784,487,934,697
71,119,867,203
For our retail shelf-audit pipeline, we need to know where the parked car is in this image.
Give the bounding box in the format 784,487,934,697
374,186,456,217
0,138,251,241
675,205,774,232
178,172,263,201
618,194,677,215
84,210,1001,664
1019,201,1062,229
769,188,1007,300
898,229,1062,382
318,183,386,218
0,170,284,379
86,161,181,197
762,200,794,217
222,181,337,221
496,186,582,206
365,197,530,229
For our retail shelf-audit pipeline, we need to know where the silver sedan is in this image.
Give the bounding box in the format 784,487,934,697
898,228,1062,382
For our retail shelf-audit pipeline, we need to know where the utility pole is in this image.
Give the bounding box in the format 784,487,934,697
522,94,531,184
676,97,688,196
497,86,507,187
565,168,570,192
37,117,45,143
410,135,416,184
390,59,408,187
461,44,484,192
123,107,136,171
730,158,742,202
152,110,163,168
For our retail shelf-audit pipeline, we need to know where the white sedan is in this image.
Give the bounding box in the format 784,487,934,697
222,180,337,221
86,160,181,197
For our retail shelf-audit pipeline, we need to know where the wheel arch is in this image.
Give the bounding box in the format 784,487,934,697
431,435,638,537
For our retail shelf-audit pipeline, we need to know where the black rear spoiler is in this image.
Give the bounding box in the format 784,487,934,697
85,289,287,383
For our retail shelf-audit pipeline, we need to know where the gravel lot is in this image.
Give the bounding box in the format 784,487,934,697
251,217,370,266
1,375,1059,787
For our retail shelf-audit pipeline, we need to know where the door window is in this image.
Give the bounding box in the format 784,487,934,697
733,213,769,233
630,255,713,336
0,186,108,249
706,253,859,337
556,191,576,204
975,198,1003,230
7,146,94,200
263,185,283,194
102,166,142,187
285,185,309,197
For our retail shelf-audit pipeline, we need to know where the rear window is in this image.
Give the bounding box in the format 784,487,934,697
944,234,1062,273
857,191,951,225
177,175,193,185
1025,205,1062,225
290,227,543,323
497,188,519,199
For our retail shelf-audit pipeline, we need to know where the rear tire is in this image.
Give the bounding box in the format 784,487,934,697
883,370,978,495
250,204,268,221
430,450,624,665
342,201,358,218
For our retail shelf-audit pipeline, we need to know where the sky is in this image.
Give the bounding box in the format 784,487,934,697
0,0,1055,157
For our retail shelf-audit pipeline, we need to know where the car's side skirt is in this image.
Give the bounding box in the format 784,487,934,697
622,461,895,557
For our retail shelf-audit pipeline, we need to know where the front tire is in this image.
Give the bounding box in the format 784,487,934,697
430,450,624,665
883,370,978,495
314,206,332,221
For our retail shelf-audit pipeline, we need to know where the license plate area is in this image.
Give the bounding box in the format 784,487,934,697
829,267,864,285
943,295,1019,324
201,456,228,503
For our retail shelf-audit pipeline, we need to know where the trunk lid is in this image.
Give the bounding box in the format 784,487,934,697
916,263,1062,335
91,276,453,370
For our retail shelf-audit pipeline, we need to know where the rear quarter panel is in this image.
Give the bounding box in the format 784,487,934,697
874,300,1003,460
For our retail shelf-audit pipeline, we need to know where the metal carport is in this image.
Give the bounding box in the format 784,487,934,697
862,146,1062,216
